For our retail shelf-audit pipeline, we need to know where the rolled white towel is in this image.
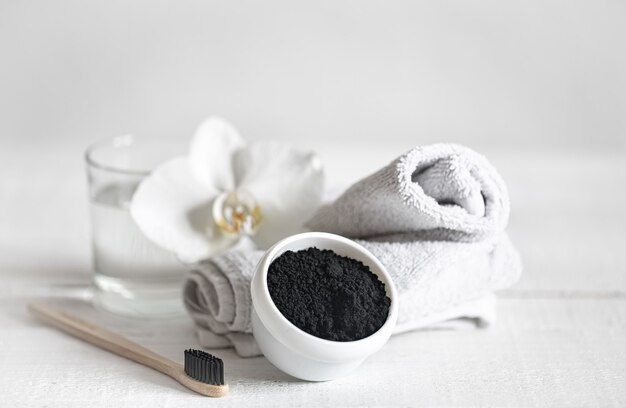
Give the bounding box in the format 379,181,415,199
307,143,509,241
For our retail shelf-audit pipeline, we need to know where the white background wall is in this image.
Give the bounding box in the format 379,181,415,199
1,0,625,149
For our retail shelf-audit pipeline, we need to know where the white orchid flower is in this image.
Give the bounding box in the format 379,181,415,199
130,117,324,263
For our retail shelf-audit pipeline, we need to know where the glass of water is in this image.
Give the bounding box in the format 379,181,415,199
85,135,187,317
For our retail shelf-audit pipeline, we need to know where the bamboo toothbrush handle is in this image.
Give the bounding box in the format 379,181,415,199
28,302,179,377
28,302,228,397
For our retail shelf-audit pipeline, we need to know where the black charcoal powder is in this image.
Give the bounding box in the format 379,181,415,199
267,247,391,342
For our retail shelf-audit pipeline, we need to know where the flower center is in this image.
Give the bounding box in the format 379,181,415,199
212,189,262,236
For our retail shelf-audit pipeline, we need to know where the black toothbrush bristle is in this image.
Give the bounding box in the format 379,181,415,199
184,349,225,386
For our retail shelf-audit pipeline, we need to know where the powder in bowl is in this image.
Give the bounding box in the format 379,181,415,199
267,247,391,342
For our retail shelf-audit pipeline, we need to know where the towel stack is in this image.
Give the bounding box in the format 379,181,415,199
184,144,522,357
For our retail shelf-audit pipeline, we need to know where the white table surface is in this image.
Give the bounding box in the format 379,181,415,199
1,140,625,407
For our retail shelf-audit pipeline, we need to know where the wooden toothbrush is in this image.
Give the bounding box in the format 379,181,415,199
28,302,229,398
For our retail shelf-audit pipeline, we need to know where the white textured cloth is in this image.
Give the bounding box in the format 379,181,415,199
309,143,509,241
184,144,522,357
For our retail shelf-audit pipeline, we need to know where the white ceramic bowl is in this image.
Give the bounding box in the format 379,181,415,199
250,232,398,381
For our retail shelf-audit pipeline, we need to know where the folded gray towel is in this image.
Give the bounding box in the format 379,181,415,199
183,144,522,357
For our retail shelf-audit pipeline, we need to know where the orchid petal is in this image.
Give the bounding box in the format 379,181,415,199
232,141,324,249
130,157,236,264
189,117,245,192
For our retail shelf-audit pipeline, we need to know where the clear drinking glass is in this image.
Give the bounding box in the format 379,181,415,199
85,135,187,317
